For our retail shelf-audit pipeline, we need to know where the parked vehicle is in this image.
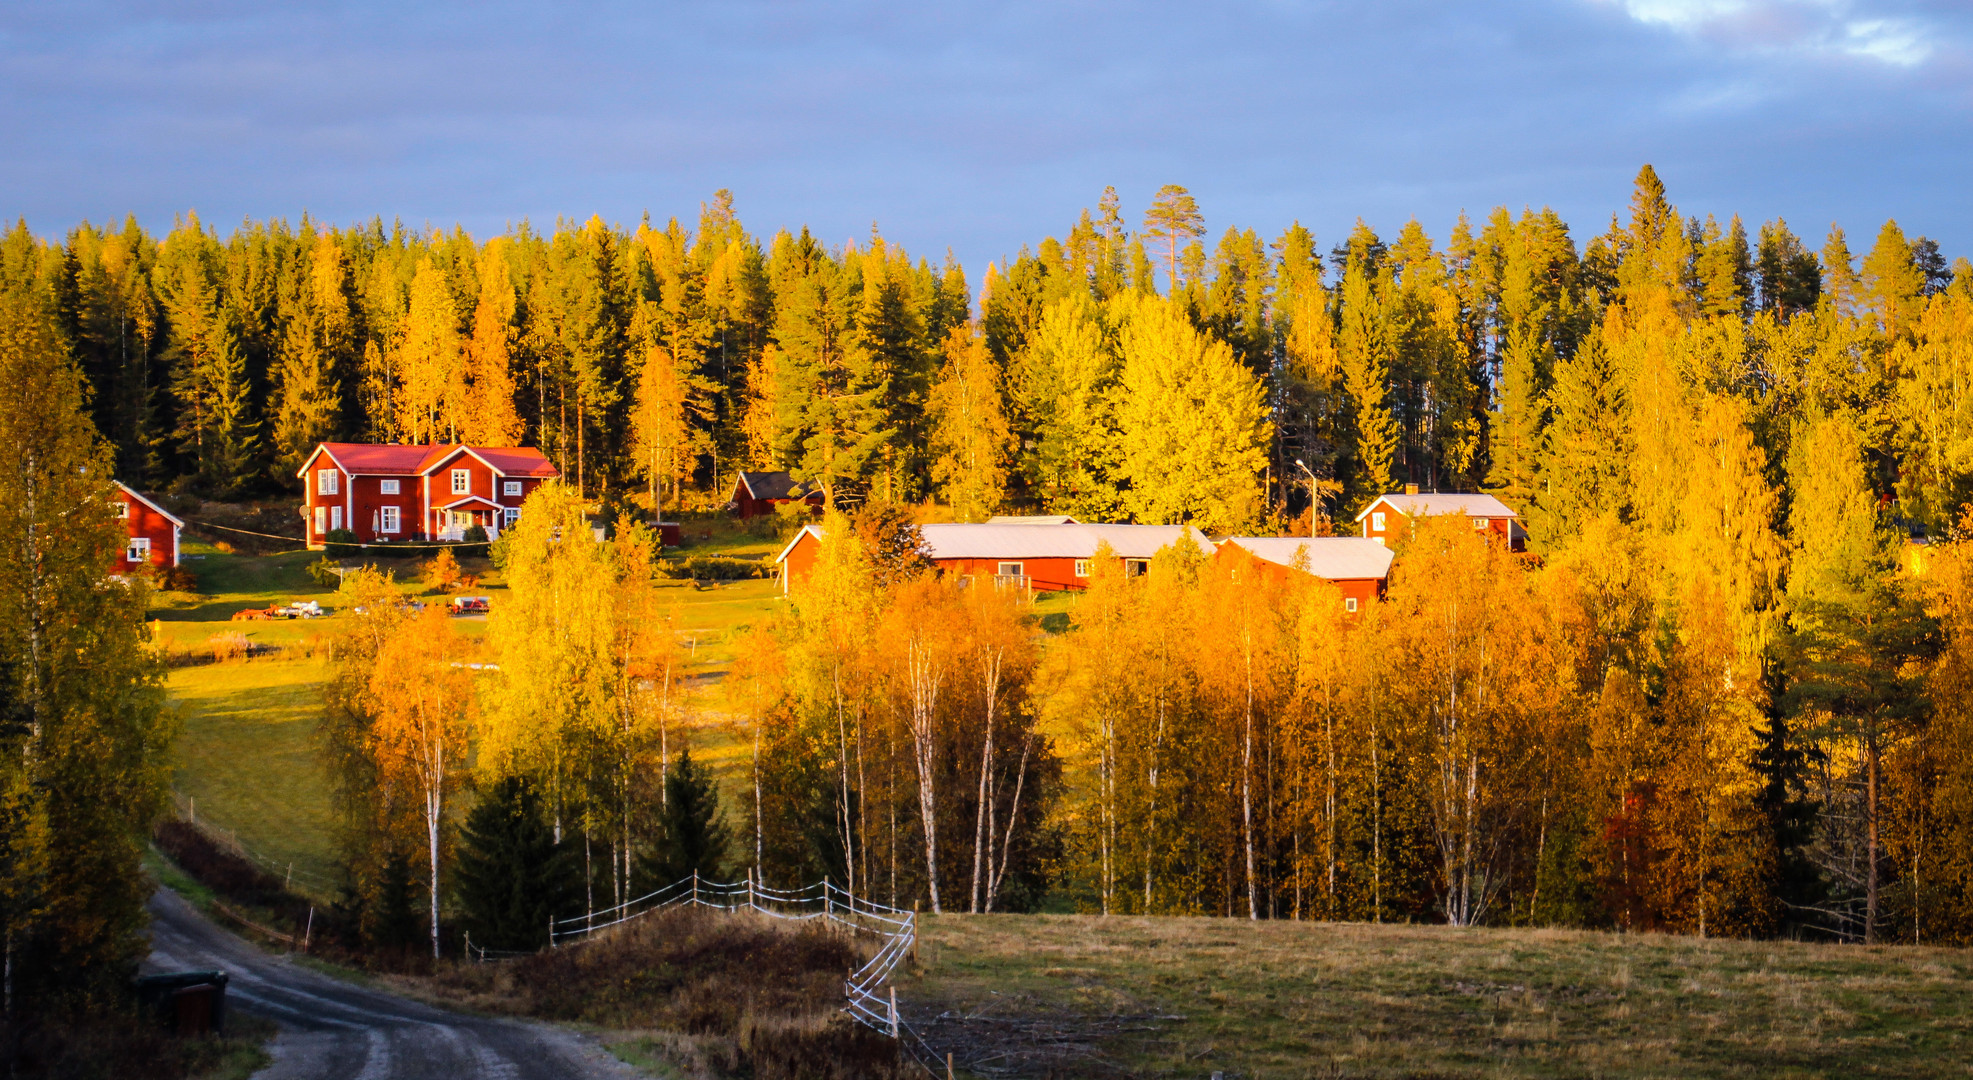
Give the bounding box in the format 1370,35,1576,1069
450,595,490,615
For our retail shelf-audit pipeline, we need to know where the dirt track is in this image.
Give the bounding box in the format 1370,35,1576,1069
144,889,641,1080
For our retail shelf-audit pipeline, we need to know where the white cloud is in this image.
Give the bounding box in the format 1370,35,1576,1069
1599,0,1932,66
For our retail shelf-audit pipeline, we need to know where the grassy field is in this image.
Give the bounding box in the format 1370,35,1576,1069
906,914,1973,1079
167,658,342,893
154,524,792,897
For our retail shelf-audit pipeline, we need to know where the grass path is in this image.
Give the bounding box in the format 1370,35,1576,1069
908,913,1973,1079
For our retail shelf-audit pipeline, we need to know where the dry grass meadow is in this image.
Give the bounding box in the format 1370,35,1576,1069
904,913,1973,1079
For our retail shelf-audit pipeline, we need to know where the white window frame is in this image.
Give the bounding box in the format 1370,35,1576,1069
1371,511,1386,532
451,469,471,495
317,469,338,496
997,562,1025,577
113,499,130,519
1345,597,1359,613
330,506,343,533
380,478,401,495
1124,558,1150,577
126,536,150,563
1073,559,1091,578
503,480,522,497
314,506,327,534
1473,517,1489,530
502,507,520,528
381,506,401,534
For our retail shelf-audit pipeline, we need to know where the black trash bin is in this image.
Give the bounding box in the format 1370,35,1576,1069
135,971,228,1035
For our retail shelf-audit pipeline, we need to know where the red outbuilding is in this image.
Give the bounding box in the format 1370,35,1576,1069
1355,487,1525,552
773,520,1210,595
297,442,559,547
113,481,183,573
1213,536,1395,613
728,471,824,519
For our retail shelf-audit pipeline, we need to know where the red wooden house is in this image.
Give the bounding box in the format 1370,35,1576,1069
297,442,559,547
773,521,1210,595
728,471,824,519
1213,536,1395,613
113,481,183,573
1355,487,1524,552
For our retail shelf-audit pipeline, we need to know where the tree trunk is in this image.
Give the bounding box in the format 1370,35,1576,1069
1242,643,1258,921
970,651,1001,914
427,789,442,959
907,639,945,913
1866,730,1880,945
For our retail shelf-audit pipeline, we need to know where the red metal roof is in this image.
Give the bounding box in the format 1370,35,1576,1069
461,446,559,477
303,443,559,478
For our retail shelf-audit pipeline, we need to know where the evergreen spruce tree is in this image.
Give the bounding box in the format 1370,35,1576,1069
1337,260,1399,503
454,776,574,951
1860,220,1925,339
1821,226,1862,320
638,749,731,886
1756,219,1822,317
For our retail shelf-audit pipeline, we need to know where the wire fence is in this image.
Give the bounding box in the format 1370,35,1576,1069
168,791,341,900
543,872,945,1072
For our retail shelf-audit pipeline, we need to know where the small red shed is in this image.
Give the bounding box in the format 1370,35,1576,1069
113,481,183,573
729,471,823,519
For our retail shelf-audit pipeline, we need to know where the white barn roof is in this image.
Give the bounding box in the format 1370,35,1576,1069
919,523,1207,561
1354,492,1519,523
1220,537,1394,581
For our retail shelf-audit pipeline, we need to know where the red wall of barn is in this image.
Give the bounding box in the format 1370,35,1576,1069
934,556,1092,592
116,494,177,572
782,532,821,592
1362,510,1518,551
1223,550,1385,611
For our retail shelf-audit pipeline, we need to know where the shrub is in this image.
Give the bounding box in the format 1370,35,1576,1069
205,633,253,662
658,555,768,581
306,555,341,587
154,564,199,592
457,524,489,558
324,527,360,557
423,548,462,592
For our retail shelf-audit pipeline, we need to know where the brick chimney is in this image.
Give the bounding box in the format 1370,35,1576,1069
1404,483,1419,496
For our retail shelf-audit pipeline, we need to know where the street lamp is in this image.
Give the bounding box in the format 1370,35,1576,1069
1294,459,1319,538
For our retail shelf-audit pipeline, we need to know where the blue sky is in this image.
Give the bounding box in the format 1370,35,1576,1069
3,0,1967,277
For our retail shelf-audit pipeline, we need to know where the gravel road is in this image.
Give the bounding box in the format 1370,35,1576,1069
144,889,642,1080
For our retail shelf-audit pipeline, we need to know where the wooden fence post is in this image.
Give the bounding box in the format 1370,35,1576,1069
890,986,899,1039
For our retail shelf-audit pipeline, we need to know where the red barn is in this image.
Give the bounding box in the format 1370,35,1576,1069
113,482,183,574
297,443,559,546
1214,536,1395,613
1355,487,1524,552
773,521,1210,595
728,471,823,519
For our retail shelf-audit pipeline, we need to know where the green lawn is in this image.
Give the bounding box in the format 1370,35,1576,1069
155,533,790,896
167,658,340,895
909,914,1973,1079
